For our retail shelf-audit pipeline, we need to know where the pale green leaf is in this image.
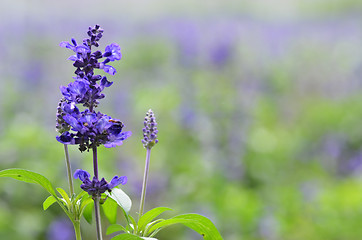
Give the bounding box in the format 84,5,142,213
43,196,57,210
106,188,132,214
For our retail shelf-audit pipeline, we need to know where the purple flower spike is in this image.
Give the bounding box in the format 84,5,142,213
56,25,130,151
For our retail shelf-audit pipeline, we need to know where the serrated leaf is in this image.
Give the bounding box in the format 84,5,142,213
0,168,57,196
111,233,143,240
138,207,172,233
106,224,128,235
102,197,118,224
43,196,57,210
106,188,132,214
83,200,94,224
148,214,223,240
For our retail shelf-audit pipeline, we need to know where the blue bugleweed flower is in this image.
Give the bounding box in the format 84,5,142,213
142,109,159,149
74,169,127,197
56,25,131,152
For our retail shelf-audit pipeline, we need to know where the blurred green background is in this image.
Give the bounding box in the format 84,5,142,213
0,0,362,239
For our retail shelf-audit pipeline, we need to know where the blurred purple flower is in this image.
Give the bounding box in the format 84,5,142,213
209,41,233,67
47,218,75,240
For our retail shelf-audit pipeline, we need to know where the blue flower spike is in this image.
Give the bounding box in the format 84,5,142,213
56,25,131,152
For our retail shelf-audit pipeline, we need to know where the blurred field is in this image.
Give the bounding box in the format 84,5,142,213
0,0,362,239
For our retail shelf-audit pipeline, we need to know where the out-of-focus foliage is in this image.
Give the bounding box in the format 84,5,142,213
0,0,362,239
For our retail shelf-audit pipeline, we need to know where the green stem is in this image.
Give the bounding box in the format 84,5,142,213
92,146,103,240
64,144,74,197
139,148,151,219
73,220,82,240
94,196,103,240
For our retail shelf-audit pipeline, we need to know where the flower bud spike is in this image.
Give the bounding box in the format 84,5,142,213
142,109,159,149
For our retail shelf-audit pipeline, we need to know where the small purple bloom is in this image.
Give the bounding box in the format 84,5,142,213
104,43,122,61
100,63,117,75
74,169,127,197
104,131,132,148
108,175,127,189
56,132,75,145
74,169,91,181
60,80,90,104
60,40,76,51
100,76,113,88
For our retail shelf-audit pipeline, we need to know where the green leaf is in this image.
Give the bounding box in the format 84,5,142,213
148,214,223,240
0,168,57,196
75,191,87,203
129,214,137,232
43,196,57,210
111,233,143,240
106,224,128,235
57,187,71,207
138,207,172,233
82,200,94,224
102,197,118,224
106,188,132,214
141,238,158,240
80,195,93,212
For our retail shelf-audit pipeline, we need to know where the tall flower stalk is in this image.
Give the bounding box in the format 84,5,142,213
92,146,103,240
63,144,74,196
56,25,131,240
139,109,159,218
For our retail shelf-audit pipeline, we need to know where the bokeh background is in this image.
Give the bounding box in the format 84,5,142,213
1,0,362,239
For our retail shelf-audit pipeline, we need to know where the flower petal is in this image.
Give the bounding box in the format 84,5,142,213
74,169,91,182
108,176,127,189
103,65,116,75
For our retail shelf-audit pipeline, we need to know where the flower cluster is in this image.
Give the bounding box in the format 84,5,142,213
56,25,131,152
142,109,159,149
74,169,127,198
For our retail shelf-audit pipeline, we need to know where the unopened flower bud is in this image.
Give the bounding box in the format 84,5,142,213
142,109,158,149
